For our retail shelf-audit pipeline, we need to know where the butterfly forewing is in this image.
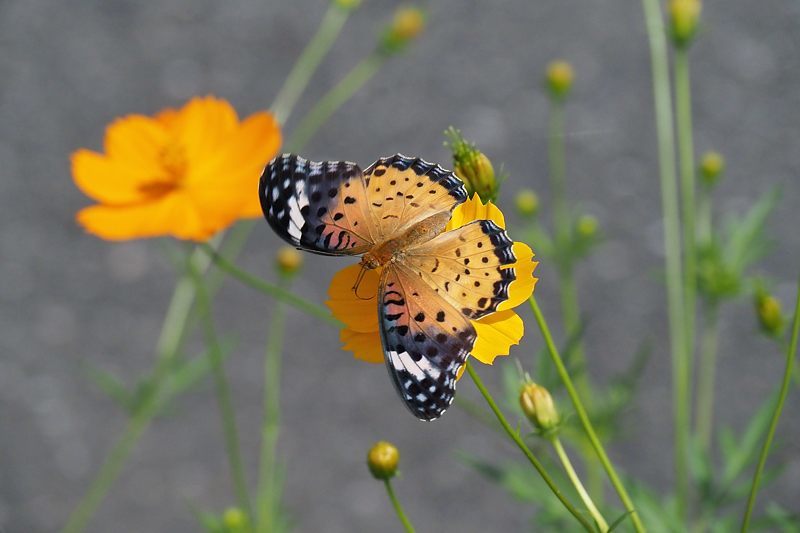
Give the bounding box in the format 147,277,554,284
259,154,375,255
362,154,468,241
378,263,477,421
405,220,517,319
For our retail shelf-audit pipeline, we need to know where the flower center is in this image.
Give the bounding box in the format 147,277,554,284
138,141,188,198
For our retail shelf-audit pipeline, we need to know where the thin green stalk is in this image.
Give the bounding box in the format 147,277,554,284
552,437,609,532
465,363,595,532
63,241,219,533
199,243,338,325
741,274,800,531
675,47,698,478
287,53,386,149
640,0,689,520
548,99,588,391
384,479,416,533
529,297,645,533
694,303,719,453
256,285,289,532
271,3,353,124
548,96,600,503
190,265,253,523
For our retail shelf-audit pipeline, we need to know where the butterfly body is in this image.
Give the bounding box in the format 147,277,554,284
260,154,522,420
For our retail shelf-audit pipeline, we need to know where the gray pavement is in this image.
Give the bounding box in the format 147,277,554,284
1,0,799,531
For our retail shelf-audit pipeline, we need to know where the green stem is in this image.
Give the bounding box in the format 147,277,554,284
63,242,219,533
694,303,719,454
552,437,609,532
465,363,595,532
256,282,290,532
383,479,416,533
529,297,645,533
190,264,254,523
741,273,800,532
199,243,338,325
640,0,689,520
287,53,386,149
271,3,353,125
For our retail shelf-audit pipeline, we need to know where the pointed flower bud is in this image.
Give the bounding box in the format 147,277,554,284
699,151,724,187
755,288,785,338
379,6,426,56
367,441,399,480
669,0,702,48
276,246,303,277
545,60,574,100
519,382,560,433
515,189,540,217
445,127,499,202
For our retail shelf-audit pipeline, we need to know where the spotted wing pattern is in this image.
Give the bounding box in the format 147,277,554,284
378,263,477,420
405,220,517,319
259,154,375,255
362,154,468,240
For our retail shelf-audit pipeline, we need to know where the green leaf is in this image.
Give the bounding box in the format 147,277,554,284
84,364,135,411
721,388,779,485
723,187,780,274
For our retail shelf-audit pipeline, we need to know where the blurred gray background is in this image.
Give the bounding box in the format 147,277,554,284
2,0,799,531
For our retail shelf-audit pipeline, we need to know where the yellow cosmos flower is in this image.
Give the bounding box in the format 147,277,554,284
326,196,538,372
72,96,281,241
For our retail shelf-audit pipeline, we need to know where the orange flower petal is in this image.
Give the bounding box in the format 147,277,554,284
103,115,170,173
472,310,524,365
326,264,381,333
341,329,384,364
71,149,150,204
187,111,282,218
171,96,239,161
76,192,215,241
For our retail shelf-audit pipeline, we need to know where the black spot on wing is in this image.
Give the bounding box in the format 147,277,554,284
363,154,468,203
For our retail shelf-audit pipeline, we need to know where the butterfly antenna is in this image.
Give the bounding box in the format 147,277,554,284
352,264,374,300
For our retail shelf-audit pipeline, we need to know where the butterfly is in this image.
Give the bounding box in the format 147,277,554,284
259,153,518,420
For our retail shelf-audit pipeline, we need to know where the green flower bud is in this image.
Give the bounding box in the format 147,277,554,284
222,507,248,532
699,151,725,187
520,382,560,432
276,246,303,277
515,189,540,217
669,0,701,48
755,289,785,338
333,0,361,11
367,441,399,480
545,60,574,100
379,6,426,56
576,214,599,239
444,127,499,202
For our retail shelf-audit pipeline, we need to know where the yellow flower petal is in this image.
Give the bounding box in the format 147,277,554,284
472,310,524,365
498,242,539,311
446,195,506,231
103,114,170,170
326,264,381,333
341,329,384,364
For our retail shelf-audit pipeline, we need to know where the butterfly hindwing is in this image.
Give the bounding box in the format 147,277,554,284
405,220,517,319
378,263,477,421
362,154,468,241
259,154,375,255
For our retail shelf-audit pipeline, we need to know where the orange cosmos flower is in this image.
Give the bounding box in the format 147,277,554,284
326,195,538,371
72,96,281,241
